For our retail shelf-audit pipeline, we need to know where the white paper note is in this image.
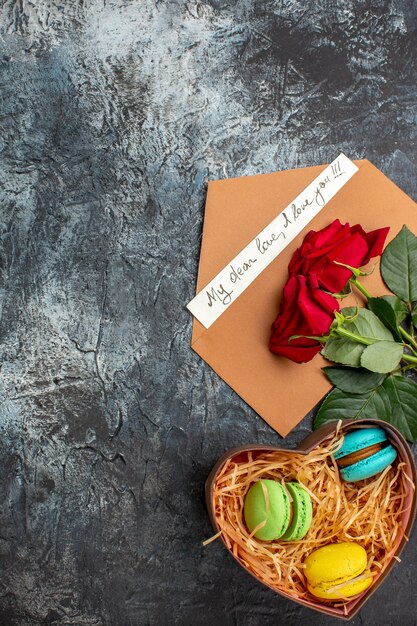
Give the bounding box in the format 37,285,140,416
187,154,359,329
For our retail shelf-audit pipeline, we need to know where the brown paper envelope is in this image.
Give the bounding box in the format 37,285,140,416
191,159,417,436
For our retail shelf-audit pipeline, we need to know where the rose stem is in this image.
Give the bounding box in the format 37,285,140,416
335,327,373,345
350,278,372,300
335,327,417,365
399,326,417,352
402,354,417,365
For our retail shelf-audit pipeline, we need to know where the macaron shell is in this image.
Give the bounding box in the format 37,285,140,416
334,427,388,459
243,480,290,540
304,543,367,584
340,444,397,482
307,570,373,600
281,483,312,541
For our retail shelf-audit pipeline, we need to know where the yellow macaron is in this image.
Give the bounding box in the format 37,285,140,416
304,543,372,600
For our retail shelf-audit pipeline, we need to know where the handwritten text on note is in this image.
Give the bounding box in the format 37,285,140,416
187,154,359,329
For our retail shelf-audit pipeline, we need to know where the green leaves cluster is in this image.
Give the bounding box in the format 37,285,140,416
315,369,417,443
315,226,417,442
322,307,403,373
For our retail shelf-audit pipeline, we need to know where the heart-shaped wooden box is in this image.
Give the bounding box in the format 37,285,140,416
205,419,417,620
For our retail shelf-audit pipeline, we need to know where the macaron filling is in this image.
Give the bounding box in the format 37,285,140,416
340,445,398,482
334,427,388,461
334,427,398,482
336,442,382,467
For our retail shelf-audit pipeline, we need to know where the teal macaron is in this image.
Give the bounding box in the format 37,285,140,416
334,427,397,482
243,479,312,541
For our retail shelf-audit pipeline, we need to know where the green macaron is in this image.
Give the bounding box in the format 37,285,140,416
243,479,312,541
244,479,291,541
280,482,313,541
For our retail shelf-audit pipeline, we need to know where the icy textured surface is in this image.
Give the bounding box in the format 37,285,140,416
1,1,417,624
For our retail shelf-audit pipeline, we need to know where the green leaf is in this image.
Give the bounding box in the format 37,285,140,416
341,307,395,343
379,295,409,325
381,225,417,303
322,366,386,393
322,337,365,366
382,375,417,442
314,375,417,442
367,297,403,341
323,308,395,367
360,341,404,373
314,386,391,430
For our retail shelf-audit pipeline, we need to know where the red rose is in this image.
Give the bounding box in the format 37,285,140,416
269,274,339,363
288,219,389,293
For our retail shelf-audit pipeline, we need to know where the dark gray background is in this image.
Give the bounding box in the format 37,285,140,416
1,1,417,624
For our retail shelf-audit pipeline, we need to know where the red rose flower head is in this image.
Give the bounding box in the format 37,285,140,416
288,219,389,293
269,274,340,363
